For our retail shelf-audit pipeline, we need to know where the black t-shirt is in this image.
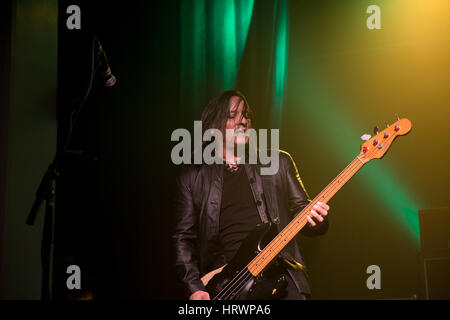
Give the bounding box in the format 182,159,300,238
219,165,261,262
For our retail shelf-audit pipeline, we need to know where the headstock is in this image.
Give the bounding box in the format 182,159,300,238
358,118,412,163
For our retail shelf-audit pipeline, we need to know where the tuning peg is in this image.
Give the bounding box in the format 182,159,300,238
373,126,379,135
395,113,400,121
361,134,371,141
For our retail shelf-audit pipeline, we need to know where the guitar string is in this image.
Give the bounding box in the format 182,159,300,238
215,135,393,299
213,264,255,300
215,156,365,300
220,271,254,300
248,158,363,274
215,157,363,300
255,134,397,268
243,135,395,292
227,146,377,296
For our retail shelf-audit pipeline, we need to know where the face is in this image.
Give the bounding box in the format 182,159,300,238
224,96,252,147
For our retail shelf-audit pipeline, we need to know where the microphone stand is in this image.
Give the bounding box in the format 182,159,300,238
27,37,99,300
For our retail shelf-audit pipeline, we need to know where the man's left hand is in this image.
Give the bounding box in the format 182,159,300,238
306,201,330,227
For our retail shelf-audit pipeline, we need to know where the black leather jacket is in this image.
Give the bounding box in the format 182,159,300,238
172,150,328,297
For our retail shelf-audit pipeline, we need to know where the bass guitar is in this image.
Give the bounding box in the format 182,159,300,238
201,118,412,300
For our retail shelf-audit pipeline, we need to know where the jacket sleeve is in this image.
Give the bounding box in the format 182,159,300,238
282,151,329,237
172,167,207,297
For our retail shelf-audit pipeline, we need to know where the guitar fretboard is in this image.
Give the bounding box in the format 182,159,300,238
247,156,365,276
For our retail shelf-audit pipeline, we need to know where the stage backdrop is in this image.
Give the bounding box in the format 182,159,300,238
51,0,450,299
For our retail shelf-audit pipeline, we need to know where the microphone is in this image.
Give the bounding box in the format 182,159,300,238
94,38,117,87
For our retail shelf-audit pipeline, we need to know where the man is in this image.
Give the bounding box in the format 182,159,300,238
172,90,329,300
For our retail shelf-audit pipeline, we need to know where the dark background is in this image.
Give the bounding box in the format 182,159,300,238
1,0,449,300
47,0,450,299
56,0,183,299
55,0,287,300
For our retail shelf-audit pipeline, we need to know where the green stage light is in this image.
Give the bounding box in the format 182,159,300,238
287,63,420,243
180,0,255,111
271,0,289,129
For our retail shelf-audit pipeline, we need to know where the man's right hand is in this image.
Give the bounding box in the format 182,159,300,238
189,290,210,300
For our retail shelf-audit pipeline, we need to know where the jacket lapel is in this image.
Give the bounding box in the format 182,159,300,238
206,163,223,235
244,164,270,224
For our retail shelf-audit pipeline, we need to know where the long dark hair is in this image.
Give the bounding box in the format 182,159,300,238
200,90,253,132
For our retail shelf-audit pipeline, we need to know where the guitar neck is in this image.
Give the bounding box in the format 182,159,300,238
247,156,365,276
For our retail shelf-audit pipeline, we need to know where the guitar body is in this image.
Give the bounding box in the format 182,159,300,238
204,223,288,300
